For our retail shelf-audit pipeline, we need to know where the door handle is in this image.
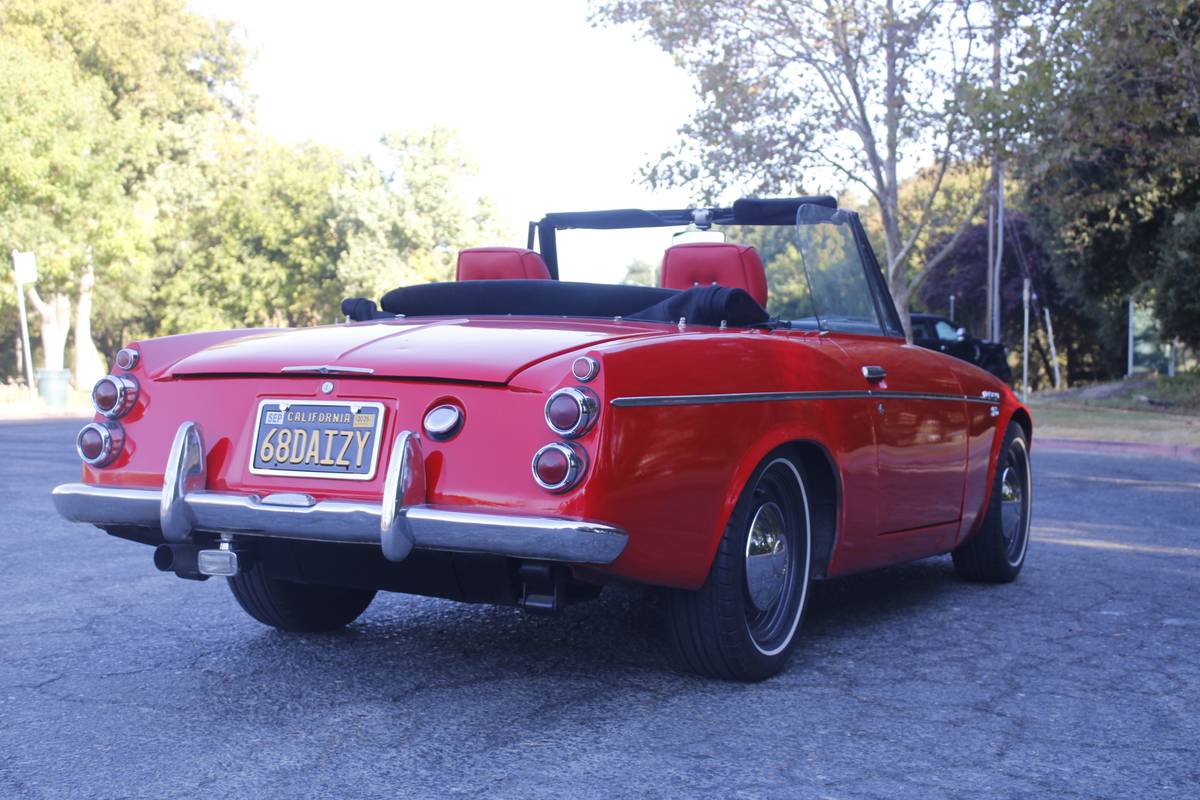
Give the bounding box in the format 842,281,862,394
861,365,886,381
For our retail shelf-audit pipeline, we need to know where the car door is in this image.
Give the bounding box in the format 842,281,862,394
792,204,969,539
839,336,969,533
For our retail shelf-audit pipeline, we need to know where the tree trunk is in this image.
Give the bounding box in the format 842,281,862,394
27,288,71,372
892,282,913,341
73,255,105,388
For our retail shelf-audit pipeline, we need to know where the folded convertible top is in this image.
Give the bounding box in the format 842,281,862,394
343,280,769,328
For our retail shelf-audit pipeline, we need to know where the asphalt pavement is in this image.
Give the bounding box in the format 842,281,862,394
2,419,1197,799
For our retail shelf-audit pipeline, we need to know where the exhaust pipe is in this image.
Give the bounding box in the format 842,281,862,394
153,544,208,581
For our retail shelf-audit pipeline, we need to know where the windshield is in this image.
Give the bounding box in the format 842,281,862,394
790,204,884,334
552,203,888,334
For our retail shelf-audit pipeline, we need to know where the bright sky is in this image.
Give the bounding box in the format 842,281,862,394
188,0,702,283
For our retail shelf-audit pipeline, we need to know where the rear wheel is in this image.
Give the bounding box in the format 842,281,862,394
952,423,1032,582
227,561,376,632
665,453,812,681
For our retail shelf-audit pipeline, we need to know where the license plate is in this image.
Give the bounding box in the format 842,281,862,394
249,400,386,480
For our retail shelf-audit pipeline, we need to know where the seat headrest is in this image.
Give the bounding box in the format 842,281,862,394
456,247,551,281
660,242,768,307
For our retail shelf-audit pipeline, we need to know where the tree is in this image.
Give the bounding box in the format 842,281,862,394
0,40,125,379
593,0,997,336
1015,0,1200,352
1,1,494,387
920,214,1116,383
144,126,495,335
621,259,658,286
335,128,496,301
0,0,247,384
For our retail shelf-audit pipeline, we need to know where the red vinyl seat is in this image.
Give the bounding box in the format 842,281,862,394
660,242,769,307
456,247,551,281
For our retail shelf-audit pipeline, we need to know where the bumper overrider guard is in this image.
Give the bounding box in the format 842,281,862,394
52,422,628,573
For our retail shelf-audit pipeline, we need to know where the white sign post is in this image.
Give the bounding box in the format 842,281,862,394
1022,278,1031,403
11,250,38,399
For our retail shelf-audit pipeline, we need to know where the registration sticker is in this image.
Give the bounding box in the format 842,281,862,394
249,399,386,481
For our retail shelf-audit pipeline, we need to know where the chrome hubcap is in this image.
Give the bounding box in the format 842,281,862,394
745,501,789,612
1000,440,1031,565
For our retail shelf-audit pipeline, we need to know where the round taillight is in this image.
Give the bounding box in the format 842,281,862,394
544,387,598,438
76,422,124,467
114,348,139,371
92,375,138,419
572,356,599,382
92,380,118,412
423,404,463,440
78,427,105,460
532,442,586,492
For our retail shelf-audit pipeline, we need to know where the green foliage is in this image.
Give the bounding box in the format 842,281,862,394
1154,208,1200,349
1017,0,1200,353
0,39,127,291
0,1,492,379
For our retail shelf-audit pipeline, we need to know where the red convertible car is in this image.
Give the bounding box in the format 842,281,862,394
53,197,1032,681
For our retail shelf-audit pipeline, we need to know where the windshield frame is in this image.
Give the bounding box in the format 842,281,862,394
532,197,904,339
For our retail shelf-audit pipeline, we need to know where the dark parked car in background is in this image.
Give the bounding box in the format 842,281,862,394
911,313,1012,383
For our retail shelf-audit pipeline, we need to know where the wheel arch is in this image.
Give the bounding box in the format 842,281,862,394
1009,406,1033,445
778,441,840,580
707,436,842,586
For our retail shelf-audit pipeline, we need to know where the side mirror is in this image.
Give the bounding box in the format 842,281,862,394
956,327,968,342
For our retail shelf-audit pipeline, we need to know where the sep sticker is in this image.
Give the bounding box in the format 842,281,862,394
265,410,285,425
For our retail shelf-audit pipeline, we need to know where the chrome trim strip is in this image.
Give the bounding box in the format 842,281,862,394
280,365,375,375
52,483,627,565
611,389,1002,407
611,390,866,407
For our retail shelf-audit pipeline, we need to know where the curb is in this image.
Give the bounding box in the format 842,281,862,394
1037,436,1200,462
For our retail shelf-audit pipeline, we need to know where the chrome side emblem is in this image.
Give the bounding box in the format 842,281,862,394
321,380,334,395
981,390,1001,402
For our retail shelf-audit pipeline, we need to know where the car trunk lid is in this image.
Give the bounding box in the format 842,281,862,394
163,316,665,384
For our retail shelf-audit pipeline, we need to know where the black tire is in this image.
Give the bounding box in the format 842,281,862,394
665,452,813,681
952,422,1032,582
227,562,376,632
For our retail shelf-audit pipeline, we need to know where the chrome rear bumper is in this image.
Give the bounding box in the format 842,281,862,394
52,422,627,566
